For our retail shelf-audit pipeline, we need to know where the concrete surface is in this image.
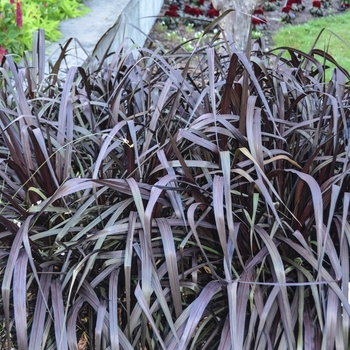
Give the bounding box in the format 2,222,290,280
46,0,163,67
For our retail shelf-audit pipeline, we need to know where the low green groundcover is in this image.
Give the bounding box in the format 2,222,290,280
0,0,89,60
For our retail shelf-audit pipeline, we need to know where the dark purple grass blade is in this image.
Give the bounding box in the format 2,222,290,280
77,282,134,350
187,202,222,281
51,279,68,350
141,79,172,160
63,98,74,181
30,128,60,195
220,151,243,274
37,29,46,84
124,211,137,339
323,288,338,349
92,121,128,179
338,193,350,345
67,299,84,350
246,99,264,170
284,170,323,271
303,302,314,350
178,129,219,153
218,316,231,350
85,17,122,70
255,226,296,349
255,285,280,347
126,177,153,346
178,280,222,349
206,47,219,147
95,300,107,350
279,235,350,316
0,249,9,259
212,175,229,268
235,269,254,349
56,66,78,183
150,265,180,345
156,218,182,318
109,270,120,350
5,56,32,123
134,283,167,350
29,29,45,87
29,267,53,350
13,249,28,350
2,222,24,347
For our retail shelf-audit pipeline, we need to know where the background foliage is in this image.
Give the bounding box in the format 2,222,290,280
0,0,89,59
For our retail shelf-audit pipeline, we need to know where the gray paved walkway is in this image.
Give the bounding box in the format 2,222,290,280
46,0,163,67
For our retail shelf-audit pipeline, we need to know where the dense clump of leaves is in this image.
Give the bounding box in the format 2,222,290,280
0,25,349,349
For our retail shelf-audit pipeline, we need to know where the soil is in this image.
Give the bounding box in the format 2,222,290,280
146,0,346,51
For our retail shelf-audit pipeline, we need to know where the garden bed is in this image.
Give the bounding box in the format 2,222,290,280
146,0,345,50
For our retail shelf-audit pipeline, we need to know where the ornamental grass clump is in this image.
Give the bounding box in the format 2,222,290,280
0,22,350,349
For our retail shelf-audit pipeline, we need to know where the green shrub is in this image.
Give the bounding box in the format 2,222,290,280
0,27,349,349
0,0,89,60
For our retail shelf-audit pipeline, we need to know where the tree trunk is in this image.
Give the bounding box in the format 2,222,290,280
212,0,265,51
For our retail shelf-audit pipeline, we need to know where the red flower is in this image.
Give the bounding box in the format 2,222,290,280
0,46,7,61
10,0,14,4
295,0,302,3
252,17,261,26
207,8,219,17
312,0,321,8
282,6,292,13
185,4,192,13
16,1,22,28
286,0,294,5
252,17,267,26
188,7,203,16
185,5,204,16
254,7,264,15
164,10,178,17
198,0,205,5
169,4,178,11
